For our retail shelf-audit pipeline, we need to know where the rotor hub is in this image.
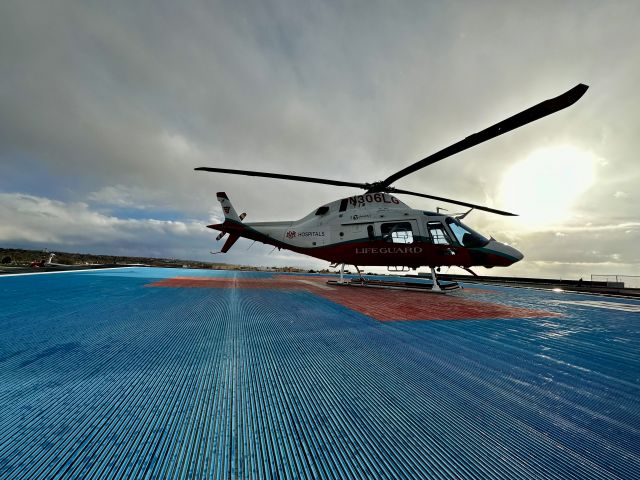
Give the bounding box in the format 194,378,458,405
365,181,391,193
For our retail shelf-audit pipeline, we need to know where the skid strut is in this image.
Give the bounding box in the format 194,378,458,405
354,265,366,283
338,263,346,284
328,264,458,293
430,266,442,292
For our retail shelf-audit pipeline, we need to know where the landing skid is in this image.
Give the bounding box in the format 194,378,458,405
328,263,460,293
326,278,460,293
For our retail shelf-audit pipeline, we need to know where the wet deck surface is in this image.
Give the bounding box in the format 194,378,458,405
1,267,639,479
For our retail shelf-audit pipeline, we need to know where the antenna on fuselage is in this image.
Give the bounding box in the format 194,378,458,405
455,208,474,220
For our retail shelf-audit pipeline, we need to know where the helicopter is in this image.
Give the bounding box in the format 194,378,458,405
196,84,588,291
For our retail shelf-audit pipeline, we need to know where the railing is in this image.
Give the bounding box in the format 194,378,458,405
590,274,640,289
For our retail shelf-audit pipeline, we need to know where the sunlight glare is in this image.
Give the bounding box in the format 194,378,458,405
499,146,597,227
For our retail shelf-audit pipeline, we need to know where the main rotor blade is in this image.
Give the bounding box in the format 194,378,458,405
371,83,589,191
195,167,367,189
392,188,517,216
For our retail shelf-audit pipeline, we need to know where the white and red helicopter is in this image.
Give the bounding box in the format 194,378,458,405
197,84,588,290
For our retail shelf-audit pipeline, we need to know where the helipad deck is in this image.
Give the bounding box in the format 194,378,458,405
1,267,639,479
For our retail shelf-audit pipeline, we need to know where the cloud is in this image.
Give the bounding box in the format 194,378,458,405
1,1,639,277
88,185,151,209
0,193,204,253
486,223,640,279
86,183,194,213
0,192,325,267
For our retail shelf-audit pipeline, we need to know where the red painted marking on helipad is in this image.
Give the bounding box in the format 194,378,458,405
314,288,555,321
148,276,558,321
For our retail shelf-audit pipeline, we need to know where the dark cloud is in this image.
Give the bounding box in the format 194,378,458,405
1,1,639,278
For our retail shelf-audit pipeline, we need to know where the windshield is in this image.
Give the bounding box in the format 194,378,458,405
445,217,490,248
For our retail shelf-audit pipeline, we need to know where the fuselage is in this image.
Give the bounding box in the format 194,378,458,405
210,193,523,269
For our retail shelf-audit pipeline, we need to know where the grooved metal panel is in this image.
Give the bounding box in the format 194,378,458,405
1,267,639,479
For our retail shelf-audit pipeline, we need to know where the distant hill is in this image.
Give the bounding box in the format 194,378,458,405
0,247,228,269
0,247,307,273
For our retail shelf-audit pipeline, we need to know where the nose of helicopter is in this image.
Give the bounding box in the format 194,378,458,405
485,240,524,265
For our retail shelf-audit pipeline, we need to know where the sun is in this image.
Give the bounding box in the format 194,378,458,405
499,146,597,227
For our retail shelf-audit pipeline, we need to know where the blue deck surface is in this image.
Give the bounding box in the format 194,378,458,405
1,267,639,479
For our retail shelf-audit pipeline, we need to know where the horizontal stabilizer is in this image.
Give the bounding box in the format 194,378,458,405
221,234,240,253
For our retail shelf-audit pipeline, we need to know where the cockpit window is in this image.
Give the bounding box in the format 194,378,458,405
445,217,490,247
381,222,413,244
315,206,330,215
426,221,452,245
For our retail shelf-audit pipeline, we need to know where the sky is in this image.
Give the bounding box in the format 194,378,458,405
1,0,639,279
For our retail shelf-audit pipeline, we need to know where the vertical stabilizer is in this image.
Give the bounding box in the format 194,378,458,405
216,192,241,222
